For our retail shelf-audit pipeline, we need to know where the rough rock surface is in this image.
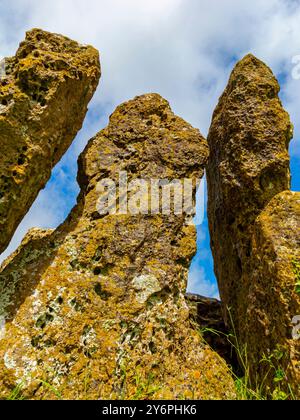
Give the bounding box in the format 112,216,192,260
241,191,300,396
185,294,236,369
207,54,299,397
0,94,235,400
207,54,293,326
0,28,100,254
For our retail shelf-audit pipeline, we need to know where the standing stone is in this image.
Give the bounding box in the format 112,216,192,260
207,54,300,397
0,28,100,254
241,191,300,396
0,94,235,400
207,54,293,327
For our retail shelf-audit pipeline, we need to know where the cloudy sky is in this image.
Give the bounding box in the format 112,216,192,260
0,0,299,298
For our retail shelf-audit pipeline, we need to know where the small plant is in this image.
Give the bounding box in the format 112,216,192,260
39,380,63,400
260,347,290,400
6,379,63,400
131,371,161,400
6,382,25,400
114,360,161,400
194,308,296,400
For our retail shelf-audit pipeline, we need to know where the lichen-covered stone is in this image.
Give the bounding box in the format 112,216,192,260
0,28,100,254
207,54,293,326
207,54,299,397
240,191,300,397
0,94,235,400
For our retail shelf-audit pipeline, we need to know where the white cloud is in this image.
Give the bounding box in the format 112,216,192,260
188,265,220,300
2,0,300,135
0,0,300,295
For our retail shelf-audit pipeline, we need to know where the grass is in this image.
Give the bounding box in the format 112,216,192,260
5,362,162,401
38,380,62,400
5,349,295,401
6,382,25,401
7,320,295,401
131,372,161,400
116,359,161,400
198,308,296,400
5,379,62,401
6,298,299,401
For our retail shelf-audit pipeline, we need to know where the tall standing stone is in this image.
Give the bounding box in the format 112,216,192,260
241,191,300,396
0,94,235,400
207,54,293,326
207,54,300,396
0,28,100,254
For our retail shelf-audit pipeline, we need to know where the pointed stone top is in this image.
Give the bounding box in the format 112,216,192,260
0,29,100,254
226,53,279,97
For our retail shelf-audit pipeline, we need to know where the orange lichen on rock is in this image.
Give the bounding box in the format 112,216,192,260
207,54,293,326
0,28,100,254
241,191,300,396
207,54,299,397
0,94,235,400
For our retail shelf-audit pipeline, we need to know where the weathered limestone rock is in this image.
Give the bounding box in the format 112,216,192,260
241,191,300,396
0,28,100,254
207,54,299,397
0,94,235,400
207,54,293,326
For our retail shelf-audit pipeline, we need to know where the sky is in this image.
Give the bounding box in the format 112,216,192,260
0,0,299,298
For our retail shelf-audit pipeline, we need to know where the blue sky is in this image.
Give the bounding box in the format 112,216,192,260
0,0,299,298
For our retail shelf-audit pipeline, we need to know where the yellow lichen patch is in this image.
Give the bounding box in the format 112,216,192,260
0,93,235,400
240,191,300,397
0,28,100,254
207,54,298,398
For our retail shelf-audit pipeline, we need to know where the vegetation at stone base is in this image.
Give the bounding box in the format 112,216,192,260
4,320,297,401
4,308,297,401
129,371,162,400
6,382,25,400
292,259,300,294
198,309,296,401
3,354,295,401
4,370,162,401
5,380,62,401
4,361,94,400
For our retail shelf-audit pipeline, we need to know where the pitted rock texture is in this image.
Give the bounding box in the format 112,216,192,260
0,94,236,400
0,28,100,254
207,54,293,326
240,191,300,396
207,54,299,397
